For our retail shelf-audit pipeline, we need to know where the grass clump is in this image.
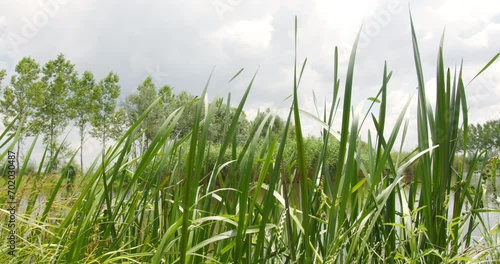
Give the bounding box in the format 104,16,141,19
1,15,500,263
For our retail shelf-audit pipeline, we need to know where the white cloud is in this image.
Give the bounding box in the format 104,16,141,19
212,15,274,51
434,0,500,23
0,60,8,70
0,16,6,28
461,22,500,48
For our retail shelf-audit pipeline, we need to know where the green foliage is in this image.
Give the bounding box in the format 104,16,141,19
282,135,340,182
61,161,79,185
2,17,500,264
0,57,40,130
69,71,96,171
124,77,171,152
124,84,252,154
408,15,499,262
167,90,198,138
89,71,121,153
253,108,285,139
459,118,500,157
0,68,5,84
107,107,127,142
207,97,251,145
0,57,42,170
32,54,77,161
158,84,173,104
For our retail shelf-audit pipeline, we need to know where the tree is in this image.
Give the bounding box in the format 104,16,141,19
158,84,173,104
0,69,7,115
124,77,172,153
485,119,500,153
252,108,285,140
167,90,198,139
0,69,5,82
90,72,121,156
107,107,127,142
206,98,251,145
32,54,77,161
459,118,500,157
69,71,96,172
0,57,42,170
473,119,500,155
0,69,7,124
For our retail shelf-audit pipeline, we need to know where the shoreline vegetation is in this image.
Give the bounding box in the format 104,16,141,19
1,16,500,263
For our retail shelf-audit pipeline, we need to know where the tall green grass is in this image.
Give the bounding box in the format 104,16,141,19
1,15,499,263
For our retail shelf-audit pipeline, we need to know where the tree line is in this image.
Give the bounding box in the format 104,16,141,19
458,118,500,158
3,54,496,176
0,54,283,173
0,54,122,171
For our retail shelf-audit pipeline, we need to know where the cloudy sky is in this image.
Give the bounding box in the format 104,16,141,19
1,0,499,165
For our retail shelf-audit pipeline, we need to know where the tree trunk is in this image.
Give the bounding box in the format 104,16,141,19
102,128,107,158
142,131,147,154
